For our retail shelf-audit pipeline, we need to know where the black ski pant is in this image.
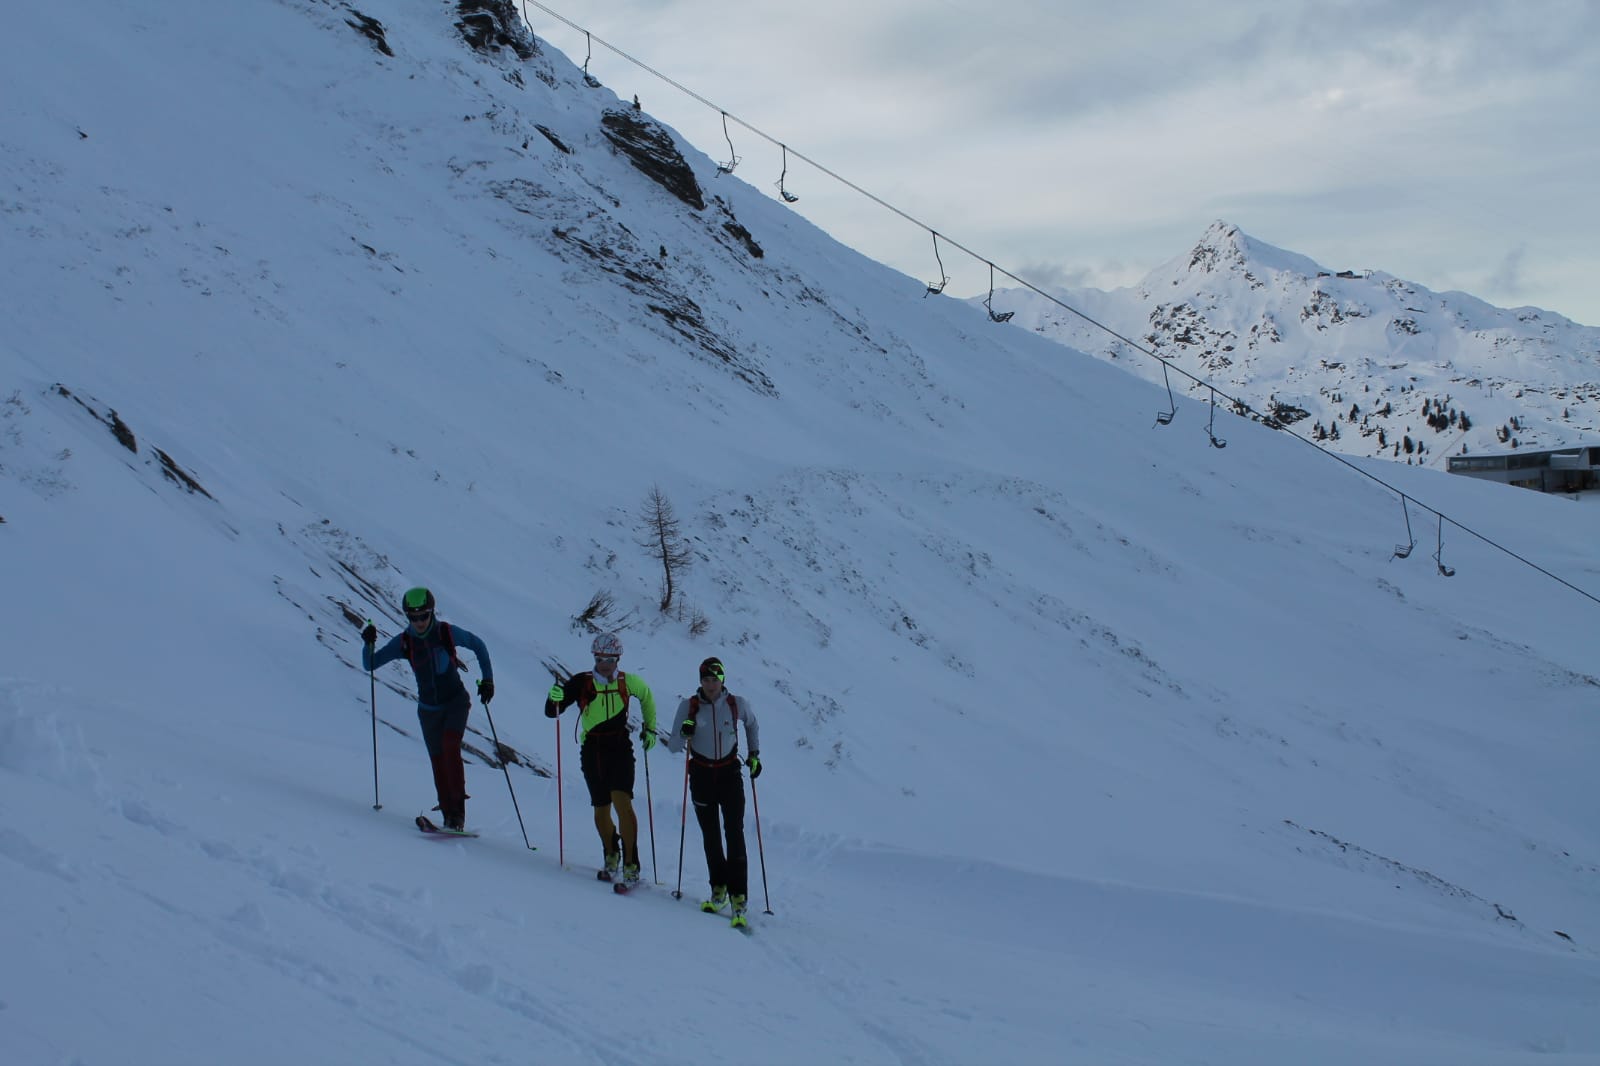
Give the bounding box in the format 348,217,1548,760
689,759,747,897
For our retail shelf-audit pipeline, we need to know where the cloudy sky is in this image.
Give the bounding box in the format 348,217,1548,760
520,0,1600,324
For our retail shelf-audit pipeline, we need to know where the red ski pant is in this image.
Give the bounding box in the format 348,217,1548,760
418,699,470,820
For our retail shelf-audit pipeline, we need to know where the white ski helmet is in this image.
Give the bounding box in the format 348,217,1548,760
591,632,624,658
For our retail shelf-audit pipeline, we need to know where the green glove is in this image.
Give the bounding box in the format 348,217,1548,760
547,681,564,702
746,754,762,780
641,726,657,752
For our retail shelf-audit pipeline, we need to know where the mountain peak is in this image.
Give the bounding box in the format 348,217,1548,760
1182,220,1325,279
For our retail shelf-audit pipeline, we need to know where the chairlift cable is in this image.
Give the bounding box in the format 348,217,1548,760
514,0,1600,609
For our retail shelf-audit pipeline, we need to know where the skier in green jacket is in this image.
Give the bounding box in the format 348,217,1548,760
545,632,658,885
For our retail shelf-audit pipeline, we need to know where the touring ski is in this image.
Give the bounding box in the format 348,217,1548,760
416,815,479,838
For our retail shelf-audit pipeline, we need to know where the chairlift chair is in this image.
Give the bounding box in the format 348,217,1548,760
924,232,949,297
1391,494,1415,559
715,112,740,176
1433,514,1456,576
775,144,799,203
1154,362,1177,426
1205,387,1227,448
984,263,1014,323
582,32,601,88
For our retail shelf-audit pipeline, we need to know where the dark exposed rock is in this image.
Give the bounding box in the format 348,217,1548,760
534,124,571,154
56,384,137,452
345,10,393,57
454,0,536,59
108,410,137,453
155,448,214,499
599,108,704,211
551,224,774,394
721,220,763,259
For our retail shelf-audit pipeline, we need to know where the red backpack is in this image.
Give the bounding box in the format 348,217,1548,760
569,671,631,742
401,621,466,673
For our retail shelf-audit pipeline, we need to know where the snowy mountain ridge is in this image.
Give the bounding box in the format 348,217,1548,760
2,2,1598,1063
993,221,1600,465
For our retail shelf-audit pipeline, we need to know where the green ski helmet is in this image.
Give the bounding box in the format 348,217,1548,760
401,587,435,616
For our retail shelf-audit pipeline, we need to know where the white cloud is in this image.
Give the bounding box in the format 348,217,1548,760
524,1,1600,322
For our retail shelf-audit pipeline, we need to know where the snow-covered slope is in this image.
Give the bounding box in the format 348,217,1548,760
2,3,1598,1063
993,221,1600,464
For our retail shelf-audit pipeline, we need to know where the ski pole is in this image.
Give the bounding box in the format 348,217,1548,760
555,713,565,867
671,754,689,898
366,619,381,811
750,769,773,915
643,732,659,884
481,699,533,850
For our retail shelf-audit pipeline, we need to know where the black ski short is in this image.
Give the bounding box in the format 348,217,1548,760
579,731,635,807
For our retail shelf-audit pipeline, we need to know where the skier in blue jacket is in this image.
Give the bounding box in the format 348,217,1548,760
363,587,493,830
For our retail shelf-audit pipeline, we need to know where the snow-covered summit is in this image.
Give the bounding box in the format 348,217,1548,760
1151,220,1329,287
994,221,1600,464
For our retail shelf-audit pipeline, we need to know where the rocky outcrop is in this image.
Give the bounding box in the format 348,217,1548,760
454,0,536,59
599,109,705,211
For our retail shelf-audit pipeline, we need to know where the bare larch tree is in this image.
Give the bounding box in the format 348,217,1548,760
638,484,693,611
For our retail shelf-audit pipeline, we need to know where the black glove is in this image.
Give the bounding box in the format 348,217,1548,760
747,754,762,780
680,717,696,738
361,622,377,645
477,678,494,705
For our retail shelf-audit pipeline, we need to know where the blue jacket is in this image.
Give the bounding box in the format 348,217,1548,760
364,620,492,711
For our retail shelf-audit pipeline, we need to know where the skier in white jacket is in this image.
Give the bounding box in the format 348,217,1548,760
666,657,761,920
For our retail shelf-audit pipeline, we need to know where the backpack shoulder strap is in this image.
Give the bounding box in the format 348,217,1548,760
616,671,629,709
725,692,739,724
439,622,465,671
400,623,464,671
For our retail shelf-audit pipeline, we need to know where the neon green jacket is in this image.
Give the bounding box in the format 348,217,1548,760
545,669,657,744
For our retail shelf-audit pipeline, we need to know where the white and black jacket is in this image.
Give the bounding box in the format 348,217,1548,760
666,688,759,766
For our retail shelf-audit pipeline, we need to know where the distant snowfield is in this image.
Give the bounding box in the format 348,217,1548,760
2,1,1597,1063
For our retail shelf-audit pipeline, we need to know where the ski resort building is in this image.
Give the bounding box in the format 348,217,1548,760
1446,446,1600,493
